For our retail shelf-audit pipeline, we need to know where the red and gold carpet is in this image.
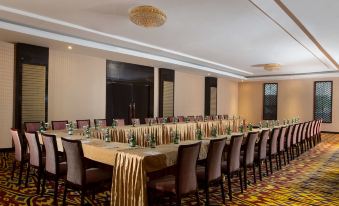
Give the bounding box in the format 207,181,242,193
0,133,338,205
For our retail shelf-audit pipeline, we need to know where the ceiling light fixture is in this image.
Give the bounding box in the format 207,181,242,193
129,5,166,28
252,63,281,71
67,45,72,50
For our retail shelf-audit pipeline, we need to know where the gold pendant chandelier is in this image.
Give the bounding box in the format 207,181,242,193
129,5,167,28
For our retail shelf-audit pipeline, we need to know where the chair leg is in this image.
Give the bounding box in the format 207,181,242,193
244,166,247,190
265,159,269,177
220,178,225,204
252,164,256,184
41,171,47,196
275,154,279,171
286,149,290,163
205,183,209,206
36,169,42,194
195,190,200,206
239,170,243,193
283,151,286,166
18,161,24,186
81,189,85,206
25,164,30,187
11,161,16,180
277,153,281,170
269,155,273,174
54,177,59,204
63,182,68,206
176,195,181,206
227,173,232,201
258,160,262,181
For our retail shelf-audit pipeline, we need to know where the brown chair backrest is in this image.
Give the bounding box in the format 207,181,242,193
10,129,24,161
131,118,140,125
52,120,68,130
94,119,107,127
177,116,185,122
244,132,259,165
285,125,294,148
24,122,41,133
76,119,91,129
206,138,227,182
61,138,85,186
145,118,155,124
302,122,309,141
278,127,287,152
297,123,304,143
116,119,125,126
218,115,224,120
258,129,269,160
292,124,300,145
226,134,243,173
176,142,201,196
188,116,196,122
269,127,280,155
25,132,42,167
212,115,218,120
156,117,163,124
307,121,313,138
42,133,60,175
196,116,204,122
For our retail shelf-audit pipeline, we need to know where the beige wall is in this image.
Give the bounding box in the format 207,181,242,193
218,78,239,116
48,49,106,126
0,41,14,148
174,71,205,116
239,78,339,132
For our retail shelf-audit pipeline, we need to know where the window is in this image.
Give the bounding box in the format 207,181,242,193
314,81,332,123
263,83,278,120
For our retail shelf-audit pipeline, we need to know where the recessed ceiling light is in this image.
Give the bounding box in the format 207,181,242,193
207,73,211,76
67,45,72,50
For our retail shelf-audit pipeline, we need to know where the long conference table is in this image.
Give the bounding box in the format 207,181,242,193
40,119,278,206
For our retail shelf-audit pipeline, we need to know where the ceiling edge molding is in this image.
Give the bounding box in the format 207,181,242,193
0,19,246,79
0,5,252,75
249,0,337,71
274,0,339,70
246,70,339,81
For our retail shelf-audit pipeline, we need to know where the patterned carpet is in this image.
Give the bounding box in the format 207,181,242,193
0,133,338,206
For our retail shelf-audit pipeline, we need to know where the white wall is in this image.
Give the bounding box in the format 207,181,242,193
48,49,106,125
0,41,14,148
174,71,205,116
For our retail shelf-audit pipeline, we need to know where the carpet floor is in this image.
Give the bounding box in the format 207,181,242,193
0,133,338,205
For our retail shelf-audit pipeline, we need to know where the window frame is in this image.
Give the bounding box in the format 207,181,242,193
263,83,278,120
314,81,333,123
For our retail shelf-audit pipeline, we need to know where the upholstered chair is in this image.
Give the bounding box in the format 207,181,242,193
145,118,156,124
61,138,112,206
241,132,259,189
52,120,68,130
301,122,309,153
277,127,287,169
291,124,300,159
76,119,91,129
284,125,294,164
255,129,270,181
24,122,41,133
267,127,280,174
25,132,44,194
41,133,67,203
197,138,226,204
115,119,125,126
10,129,28,185
148,142,201,205
131,118,140,125
94,119,107,127
221,134,244,201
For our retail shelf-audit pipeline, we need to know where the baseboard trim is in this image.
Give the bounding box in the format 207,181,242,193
0,148,14,152
321,131,339,134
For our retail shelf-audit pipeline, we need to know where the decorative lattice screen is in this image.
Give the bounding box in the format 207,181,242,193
263,83,278,120
314,81,332,123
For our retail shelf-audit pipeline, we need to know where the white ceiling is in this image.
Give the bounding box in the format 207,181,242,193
0,0,338,79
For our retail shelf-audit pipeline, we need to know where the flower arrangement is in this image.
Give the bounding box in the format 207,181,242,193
226,124,232,135
211,126,217,137
239,124,244,133
39,121,46,132
111,119,117,128
146,133,156,148
128,132,137,147
171,130,180,144
248,123,253,131
195,128,204,140
84,125,91,138
66,122,75,135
